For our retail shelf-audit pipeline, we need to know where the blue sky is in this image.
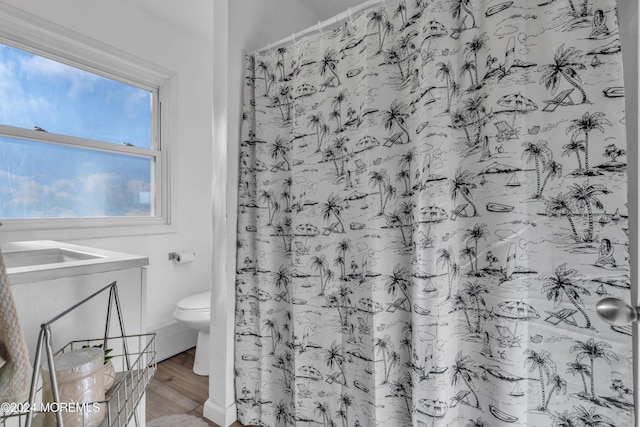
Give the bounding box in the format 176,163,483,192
0,43,153,218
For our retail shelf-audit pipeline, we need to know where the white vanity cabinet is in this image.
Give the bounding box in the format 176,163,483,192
10,267,147,357
5,241,149,354
3,240,150,427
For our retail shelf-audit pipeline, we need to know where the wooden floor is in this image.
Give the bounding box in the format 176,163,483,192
146,347,244,427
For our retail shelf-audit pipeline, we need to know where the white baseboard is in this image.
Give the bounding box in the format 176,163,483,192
203,399,237,427
148,320,198,362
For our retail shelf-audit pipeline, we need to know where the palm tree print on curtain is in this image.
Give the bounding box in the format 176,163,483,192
235,0,632,425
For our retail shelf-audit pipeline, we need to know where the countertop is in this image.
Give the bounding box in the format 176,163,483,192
2,240,149,285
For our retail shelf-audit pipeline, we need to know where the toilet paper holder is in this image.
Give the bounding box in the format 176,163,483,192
168,251,195,262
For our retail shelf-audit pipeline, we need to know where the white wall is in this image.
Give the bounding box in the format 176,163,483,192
0,0,214,357
619,0,638,298
617,0,639,416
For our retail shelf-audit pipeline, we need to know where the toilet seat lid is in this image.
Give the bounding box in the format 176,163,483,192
177,291,211,311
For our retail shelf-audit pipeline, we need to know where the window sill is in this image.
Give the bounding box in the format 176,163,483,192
0,217,177,242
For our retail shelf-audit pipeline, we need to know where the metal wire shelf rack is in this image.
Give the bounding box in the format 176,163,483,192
0,282,156,427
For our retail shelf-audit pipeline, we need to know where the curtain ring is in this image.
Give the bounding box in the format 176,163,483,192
267,43,271,51
292,33,296,43
348,7,354,25
317,21,323,34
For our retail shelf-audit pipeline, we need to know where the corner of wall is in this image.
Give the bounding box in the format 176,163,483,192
148,321,198,362
203,399,237,427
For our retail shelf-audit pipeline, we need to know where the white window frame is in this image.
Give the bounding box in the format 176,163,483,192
0,3,177,238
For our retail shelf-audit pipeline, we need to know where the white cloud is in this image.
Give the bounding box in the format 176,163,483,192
0,56,51,128
10,183,40,206
124,90,149,117
53,209,78,218
19,55,98,99
0,168,148,217
80,172,119,192
19,55,69,76
48,179,80,202
126,178,150,194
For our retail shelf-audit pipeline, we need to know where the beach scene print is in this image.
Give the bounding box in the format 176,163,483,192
235,0,632,426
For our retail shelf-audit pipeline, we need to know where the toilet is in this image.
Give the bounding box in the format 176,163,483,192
173,291,211,376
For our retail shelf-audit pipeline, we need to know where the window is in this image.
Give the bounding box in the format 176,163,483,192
0,7,175,235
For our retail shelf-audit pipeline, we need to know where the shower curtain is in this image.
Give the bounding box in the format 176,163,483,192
235,0,633,425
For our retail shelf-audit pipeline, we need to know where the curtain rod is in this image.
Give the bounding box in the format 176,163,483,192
257,0,385,53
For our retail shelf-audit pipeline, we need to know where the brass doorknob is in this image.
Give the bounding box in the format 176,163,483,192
596,297,640,326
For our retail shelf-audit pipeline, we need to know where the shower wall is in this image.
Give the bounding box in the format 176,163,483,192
618,0,638,306
617,0,639,414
